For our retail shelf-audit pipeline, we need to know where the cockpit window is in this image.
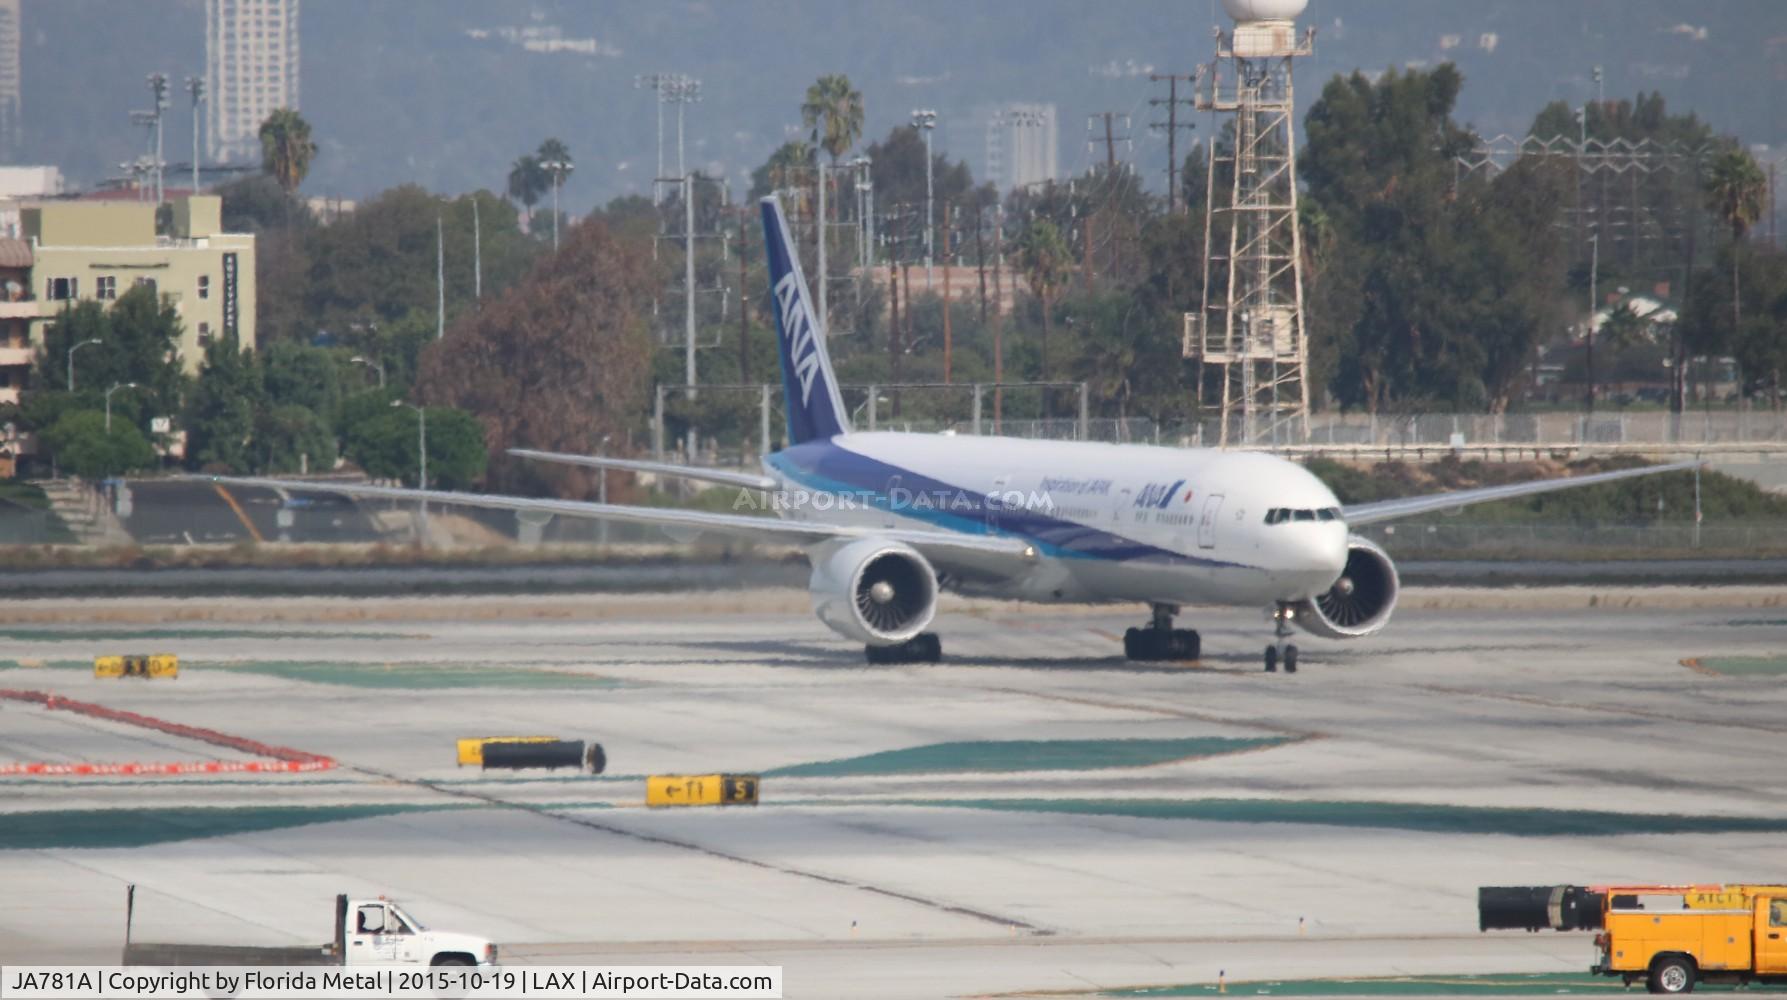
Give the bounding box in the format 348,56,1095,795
1268,507,1342,525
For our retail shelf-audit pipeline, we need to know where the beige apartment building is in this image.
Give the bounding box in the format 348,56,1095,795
0,195,256,405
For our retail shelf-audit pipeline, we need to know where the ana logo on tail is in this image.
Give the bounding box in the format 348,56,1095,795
774,271,823,406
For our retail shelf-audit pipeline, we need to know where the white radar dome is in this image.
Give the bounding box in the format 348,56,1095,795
1221,0,1307,22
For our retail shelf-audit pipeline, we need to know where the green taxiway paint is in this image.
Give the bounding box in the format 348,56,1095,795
764,738,1289,778
2,657,623,689
1106,972,1757,995
0,800,619,850
0,804,470,850
886,798,1787,837
0,628,413,643
1697,655,1787,677
214,660,627,690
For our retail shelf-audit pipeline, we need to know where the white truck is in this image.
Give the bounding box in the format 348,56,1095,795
123,893,497,967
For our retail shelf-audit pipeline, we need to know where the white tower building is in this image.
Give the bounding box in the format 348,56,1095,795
205,0,301,165
985,103,1059,193
1186,0,1313,446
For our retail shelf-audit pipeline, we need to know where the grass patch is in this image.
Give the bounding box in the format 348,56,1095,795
216,660,627,690
890,798,1787,837
766,738,1287,778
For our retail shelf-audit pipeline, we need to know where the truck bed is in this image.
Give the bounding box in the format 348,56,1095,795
123,943,337,966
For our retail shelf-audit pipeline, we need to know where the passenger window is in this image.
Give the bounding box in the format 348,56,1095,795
1294,510,1315,522
1772,899,1786,927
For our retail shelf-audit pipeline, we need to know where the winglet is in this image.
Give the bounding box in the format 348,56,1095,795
761,195,849,445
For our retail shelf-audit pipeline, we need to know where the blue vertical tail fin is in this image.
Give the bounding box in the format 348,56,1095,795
762,195,849,445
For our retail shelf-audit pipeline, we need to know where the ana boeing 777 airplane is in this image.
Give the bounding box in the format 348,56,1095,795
208,196,1696,672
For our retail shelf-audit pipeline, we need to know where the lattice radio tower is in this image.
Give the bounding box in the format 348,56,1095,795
1185,0,1314,446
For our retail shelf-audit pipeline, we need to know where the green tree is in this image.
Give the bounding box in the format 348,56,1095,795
41,410,156,479
1016,219,1072,379
258,108,318,196
347,405,485,489
1702,147,1768,361
252,404,337,474
260,340,342,428
31,286,186,426
184,339,263,472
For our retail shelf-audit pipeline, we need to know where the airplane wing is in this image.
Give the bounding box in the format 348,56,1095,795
1341,458,1701,526
508,448,779,492
193,476,1037,564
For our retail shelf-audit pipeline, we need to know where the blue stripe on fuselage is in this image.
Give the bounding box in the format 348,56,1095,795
766,439,1254,570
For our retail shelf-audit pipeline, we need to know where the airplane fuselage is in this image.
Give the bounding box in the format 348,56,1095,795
765,432,1349,608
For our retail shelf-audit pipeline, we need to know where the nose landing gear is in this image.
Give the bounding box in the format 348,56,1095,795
1124,603,1201,662
1265,606,1298,673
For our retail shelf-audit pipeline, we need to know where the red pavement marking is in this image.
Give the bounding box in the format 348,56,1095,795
0,688,336,777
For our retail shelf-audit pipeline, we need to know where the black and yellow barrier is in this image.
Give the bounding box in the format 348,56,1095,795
94,654,179,679
646,774,759,807
458,737,606,774
456,736,556,767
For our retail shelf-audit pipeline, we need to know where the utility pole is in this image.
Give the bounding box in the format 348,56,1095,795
911,110,937,286
974,204,988,327
436,215,445,339
667,75,702,179
635,74,669,204
992,203,1005,431
472,198,482,301
541,158,573,251
184,75,204,194
942,201,952,383
816,154,828,336
147,73,169,203
1586,232,1598,413
1150,74,1196,215
1088,111,1131,172
684,173,697,400
738,209,751,383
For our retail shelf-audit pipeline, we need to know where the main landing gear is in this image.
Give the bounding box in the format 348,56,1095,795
865,633,942,664
1265,606,1298,673
1124,603,1201,662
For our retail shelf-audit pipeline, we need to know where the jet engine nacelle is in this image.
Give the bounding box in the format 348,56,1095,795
809,538,939,646
1285,536,1400,639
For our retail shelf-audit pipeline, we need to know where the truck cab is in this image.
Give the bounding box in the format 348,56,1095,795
1593,886,1787,994
343,898,496,967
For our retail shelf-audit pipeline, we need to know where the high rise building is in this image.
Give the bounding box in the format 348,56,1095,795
205,0,300,164
985,103,1058,193
0,0,21,162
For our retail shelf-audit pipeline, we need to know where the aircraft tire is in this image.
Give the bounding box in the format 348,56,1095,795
1264,645,1278,672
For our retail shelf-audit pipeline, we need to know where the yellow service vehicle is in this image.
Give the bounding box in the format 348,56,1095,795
1592,884,1787,994
93,654,179,679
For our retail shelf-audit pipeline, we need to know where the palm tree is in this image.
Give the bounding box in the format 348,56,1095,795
257,108,317,196
1018,219,1072,379
802,75,864,166
1702,148,1766,343
507,155,547,227
801,75,864,231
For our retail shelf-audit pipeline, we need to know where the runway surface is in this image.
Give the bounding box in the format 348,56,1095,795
2,590,1785,997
